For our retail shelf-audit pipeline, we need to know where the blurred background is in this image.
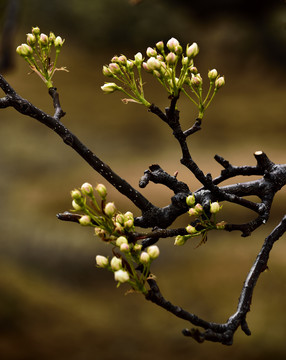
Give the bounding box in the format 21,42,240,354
0,0,286,359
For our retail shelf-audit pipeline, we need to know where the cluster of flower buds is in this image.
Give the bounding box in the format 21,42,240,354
101,37,225,118
16,26,66,88
96,243,160,292
70,182,135,241
174,195,226,246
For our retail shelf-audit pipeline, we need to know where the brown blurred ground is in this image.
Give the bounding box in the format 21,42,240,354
0,1,286,359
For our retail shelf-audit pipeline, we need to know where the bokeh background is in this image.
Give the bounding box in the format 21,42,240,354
0,0,286,359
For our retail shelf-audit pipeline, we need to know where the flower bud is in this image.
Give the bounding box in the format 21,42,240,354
120,243,130,252
39,33,49,47
188,208,198,217
208,69,218,81
167,37,180,52
81,182,93,196
210,202,221,214
115,213,125,225
54,36,64,49
174,45,183,55
114,269,130,283
186,225,197,234
110,256,122,271
124,219,134,229
166,52,177,65
174,235,187,246
140,252,150,264
49,32,56,43
146,47,157,57
108,62,121,74
194,203,203,215
190,74,202,87
186,42,199,58
16,44,33,57
156,41,164,51
186,194,196,207
72,199,82,211
126,60,134,70
147,245,160,259
96,255,109,268
133,243,142,252
118,55,127,64
215,76,225,89
146,57,161,71
32,26,40,36
142,62,152,73
79,215,91,226
95,184,107,199
182,56,189,66
104,202,116,217
116,236,128,247
26,33,36,46
101,83,119,94
102,65,113,77
189,66,198,74
134,52,143,66
71,189,82,200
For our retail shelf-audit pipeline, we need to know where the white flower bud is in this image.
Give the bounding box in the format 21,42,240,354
114,269,130,283
215,76,225,89
96,255,109,268
116,236,128,247
110,256,122,271
81,182,93,196
104,202,116,217
186,225,197,234
95,184,107,199
120,243,130,252
140,252,150,264
146,57,161,71
101,83,119,94
186,194,196,207
167,37,180,52
174,235,187,246
79,215,91,226
147,245,160,259
210,202,221,214
186,42,199,58
208,69,218,81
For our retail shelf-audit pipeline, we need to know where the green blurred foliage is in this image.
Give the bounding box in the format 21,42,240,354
0,0,286,359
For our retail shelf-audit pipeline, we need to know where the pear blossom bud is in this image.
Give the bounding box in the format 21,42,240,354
49,32,56,43
188,208,198,217
208,69,218,81
167,37,179,52
142,62,152,72
174,45,183,55
156,41,164,51
110,256,122,271
32,26,40,36
186,225,197,234
186,194,196,207
189,66,198,74
81,182,93,196
147,245,160,259
71,189,82,200
39,33,49,47
96,255,109,268
124,219,134,229
54,36,64,49
115,213,125,225
95,184,107,199
133,243,142,252
126,60,134,70
134,52,143,66
111,56,119,63
140,252,150,264
182,56,189,66
186,42,199,58
104,202,116,217
166,52,177,65
174,235,187,246
72,199,82,211
194,203,203,215
191,74,202,87
101,83,119,94
16,44,33,57
118,55,127,64
102,65,113,77
210,202,221,214
146,57,161,71
116,236,128,247
114,269,130,283
114,222,124,232
146,47,157,57
79,215,91,226
108,63,121,74
120,243,130,253
215,76,225,89
26,33,36,46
